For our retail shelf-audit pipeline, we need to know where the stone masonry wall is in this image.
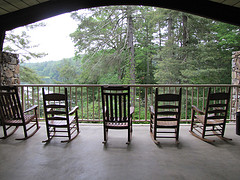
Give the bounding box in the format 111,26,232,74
0,52,20,86
232,51,240,119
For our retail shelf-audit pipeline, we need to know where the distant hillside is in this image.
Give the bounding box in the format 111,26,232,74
21,58,81,84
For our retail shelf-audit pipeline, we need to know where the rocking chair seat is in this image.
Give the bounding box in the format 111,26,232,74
48,116,76,127
156,120,178,127
105,121,129,129
5,114,36,125
195,115,224,125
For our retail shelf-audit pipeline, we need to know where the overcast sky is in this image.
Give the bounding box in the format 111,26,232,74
8,12,78,63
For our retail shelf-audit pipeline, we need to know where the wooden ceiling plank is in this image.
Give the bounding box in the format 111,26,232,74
22,0,39,6
6,0,29,9
222,0,240,6
38,0,49,3
210,0,225,3
234,2,240,7
0,1,18,12
0,8,8,15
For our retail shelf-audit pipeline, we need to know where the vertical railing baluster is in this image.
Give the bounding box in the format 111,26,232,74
81,87,83,121
32,86,35,107
21,86,25,111
92,87,95,121
202,87,205,112
186,87,188,121
27,87,29,109
145,87,148,122
151,87,153,106
236,86,239,121
87,87,89,121
75,87,77,107
139,87,141,121
230,86,233,120
197,87,199,108
98,87,101,121
69,87,72,110
37,86,40,119
133,87,136,122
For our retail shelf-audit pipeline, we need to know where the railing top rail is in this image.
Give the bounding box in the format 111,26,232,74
15,84,239,88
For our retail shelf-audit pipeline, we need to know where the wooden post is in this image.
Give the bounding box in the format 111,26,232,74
0,30,5,52
0,30,5,85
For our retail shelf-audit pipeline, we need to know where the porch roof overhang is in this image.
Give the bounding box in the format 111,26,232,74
0,0,240,33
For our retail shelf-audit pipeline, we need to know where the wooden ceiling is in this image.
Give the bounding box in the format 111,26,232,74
0,0,240,31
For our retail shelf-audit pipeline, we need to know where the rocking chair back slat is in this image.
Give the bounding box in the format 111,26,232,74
102,87,130,123
0,86,23,122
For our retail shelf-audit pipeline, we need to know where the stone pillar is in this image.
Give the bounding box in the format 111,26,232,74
0,52,20,86
232,51,240,119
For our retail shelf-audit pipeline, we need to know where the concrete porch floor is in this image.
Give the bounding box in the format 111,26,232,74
0,123,240,180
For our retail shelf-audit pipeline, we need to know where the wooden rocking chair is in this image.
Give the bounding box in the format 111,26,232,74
150,88,182,144
0,86,40,140
42,88,80,143
190,87,231,143
101,86,134,144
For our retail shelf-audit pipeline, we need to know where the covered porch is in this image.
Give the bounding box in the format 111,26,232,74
0,123,239,180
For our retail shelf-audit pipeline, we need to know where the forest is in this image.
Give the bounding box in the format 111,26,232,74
6,6,240,84
5,6,240,120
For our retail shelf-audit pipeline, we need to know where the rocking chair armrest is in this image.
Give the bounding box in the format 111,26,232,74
69,106,79,115
130,107,135,115
149,106,155,115
47,108,52,112
24,105,38,113
192,105,204,115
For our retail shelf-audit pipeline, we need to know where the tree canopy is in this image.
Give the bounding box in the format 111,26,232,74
10,6,240,84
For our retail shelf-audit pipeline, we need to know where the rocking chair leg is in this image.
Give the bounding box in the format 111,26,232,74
150,131,159,145
189,130,215,143
61,131,80,143
42,127,55,143
217,135,232,141
212,131,232,141
42,136,53,143
102,126,108,144
176,129,180,144
126,128,131,144
0,126,18,139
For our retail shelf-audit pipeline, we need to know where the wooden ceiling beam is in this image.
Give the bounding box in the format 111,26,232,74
0,0,239,32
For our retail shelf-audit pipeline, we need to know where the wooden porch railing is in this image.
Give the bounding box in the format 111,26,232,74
17,84,240,123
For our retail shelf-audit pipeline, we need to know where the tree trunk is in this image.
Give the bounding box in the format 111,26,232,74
167,13,174,58
126,6,136,84
168,14,173,44
182,14,188,47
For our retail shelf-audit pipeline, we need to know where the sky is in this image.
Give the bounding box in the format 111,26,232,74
7,12,79,63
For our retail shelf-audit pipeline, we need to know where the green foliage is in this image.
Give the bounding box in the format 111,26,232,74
22,58,81,84
4,23,48,84
20,66,44,84
17,6,240,86
4,23,47,63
